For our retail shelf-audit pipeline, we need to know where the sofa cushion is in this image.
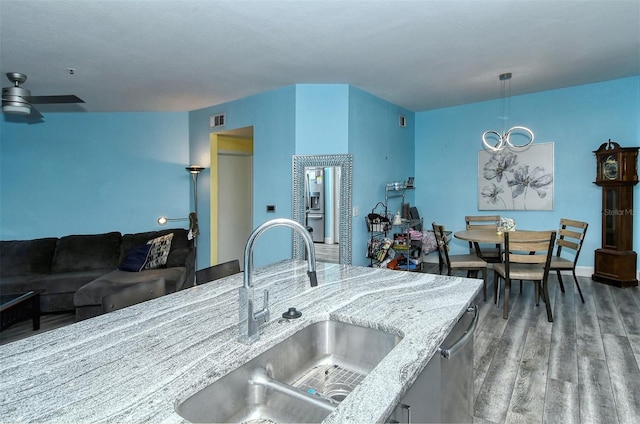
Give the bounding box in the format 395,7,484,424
0,238,58,277
4,270,112,295
74,267,187,307
166,247,190,268
144,233,173,269
52,232,122,273
119,244,152,272
1,269,111,313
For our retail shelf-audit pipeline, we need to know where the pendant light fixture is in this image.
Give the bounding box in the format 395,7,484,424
482,73,534,153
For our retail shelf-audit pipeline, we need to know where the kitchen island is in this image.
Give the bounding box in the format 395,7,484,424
0,260,482,423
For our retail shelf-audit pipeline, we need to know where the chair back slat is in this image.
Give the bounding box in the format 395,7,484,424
559,228,584,241
509,253,548,264
509,240,552,253
555,218,588,260
560,218,588,229
557,238,579,251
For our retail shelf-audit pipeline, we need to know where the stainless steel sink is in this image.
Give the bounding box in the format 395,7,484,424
176,319,402,423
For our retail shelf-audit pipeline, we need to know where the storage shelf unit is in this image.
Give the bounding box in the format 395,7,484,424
367,181,423,271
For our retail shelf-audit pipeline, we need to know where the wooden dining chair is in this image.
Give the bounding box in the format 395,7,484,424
195,259,241,285
493,231,557,321
549,219,588,304
464,215,502,263
432,223,488,301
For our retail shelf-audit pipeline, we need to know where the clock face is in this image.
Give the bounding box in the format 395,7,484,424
603,155,619,180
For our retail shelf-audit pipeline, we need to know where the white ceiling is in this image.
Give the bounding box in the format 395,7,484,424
1,0,639,115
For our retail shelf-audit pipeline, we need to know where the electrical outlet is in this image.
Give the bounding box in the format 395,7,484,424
353,206,359,216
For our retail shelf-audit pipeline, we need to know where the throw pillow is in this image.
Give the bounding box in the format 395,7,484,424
144,233,174,269
119,244,153,272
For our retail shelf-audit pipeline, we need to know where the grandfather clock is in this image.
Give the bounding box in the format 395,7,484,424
592,140,639,288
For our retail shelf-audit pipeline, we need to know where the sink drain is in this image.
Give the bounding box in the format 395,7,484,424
324,383,351,402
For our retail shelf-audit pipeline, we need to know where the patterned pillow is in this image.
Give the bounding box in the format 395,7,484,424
144,233,174,269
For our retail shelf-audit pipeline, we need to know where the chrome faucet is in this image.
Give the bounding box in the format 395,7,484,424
239,218,318,343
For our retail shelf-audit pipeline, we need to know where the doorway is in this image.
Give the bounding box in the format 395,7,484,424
210,127,253,270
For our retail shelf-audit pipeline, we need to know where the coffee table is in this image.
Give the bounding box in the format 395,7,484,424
0,291,41,331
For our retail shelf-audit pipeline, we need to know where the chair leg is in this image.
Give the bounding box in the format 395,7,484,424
520,280,523,293
573,270,585,304
542,278,553,322
534,281,540,306
556,270,566,293
482,268,487,301
503,278,511,319
494,272,500,305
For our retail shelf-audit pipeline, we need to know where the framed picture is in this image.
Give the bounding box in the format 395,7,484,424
478,142,554,210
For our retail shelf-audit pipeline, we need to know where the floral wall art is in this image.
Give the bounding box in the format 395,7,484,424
478,142,554,210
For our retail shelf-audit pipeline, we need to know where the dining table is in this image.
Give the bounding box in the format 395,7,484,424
453,229,553,260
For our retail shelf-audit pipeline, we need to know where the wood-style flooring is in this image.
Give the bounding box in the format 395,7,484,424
467,267,640,424
0,311,75,346
2,266,639,424
314,242,339,263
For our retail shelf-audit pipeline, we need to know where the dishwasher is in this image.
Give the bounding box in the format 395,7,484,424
388,305,478,423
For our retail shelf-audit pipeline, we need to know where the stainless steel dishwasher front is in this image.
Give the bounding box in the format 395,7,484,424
387,305,477,423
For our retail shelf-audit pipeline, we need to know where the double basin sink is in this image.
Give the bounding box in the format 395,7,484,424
176,319,403,423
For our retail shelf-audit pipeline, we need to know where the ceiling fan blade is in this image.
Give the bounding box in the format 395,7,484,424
30,105,44,120
25,94,84,104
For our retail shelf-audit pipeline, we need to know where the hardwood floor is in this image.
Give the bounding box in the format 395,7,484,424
0,311,75,346
2,266,640,424
465,267,640,424
315,242,339,263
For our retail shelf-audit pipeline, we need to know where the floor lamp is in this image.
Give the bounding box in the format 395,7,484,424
186,165,204,274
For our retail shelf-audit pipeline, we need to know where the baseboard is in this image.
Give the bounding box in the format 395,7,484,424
574,266,593,278
423,259,640,280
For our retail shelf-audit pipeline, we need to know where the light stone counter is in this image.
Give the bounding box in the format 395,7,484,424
0,260,482,423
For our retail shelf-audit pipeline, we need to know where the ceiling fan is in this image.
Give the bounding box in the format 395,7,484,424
2,72,84,119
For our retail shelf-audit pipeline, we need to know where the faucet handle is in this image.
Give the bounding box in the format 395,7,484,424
259,289,270,323
262,289,269,311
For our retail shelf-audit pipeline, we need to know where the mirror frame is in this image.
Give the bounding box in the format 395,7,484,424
292,154,353,264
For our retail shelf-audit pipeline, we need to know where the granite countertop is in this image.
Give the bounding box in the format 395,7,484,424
0,260,482,423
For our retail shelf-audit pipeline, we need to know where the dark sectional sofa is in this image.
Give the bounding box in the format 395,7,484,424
0,228,194,321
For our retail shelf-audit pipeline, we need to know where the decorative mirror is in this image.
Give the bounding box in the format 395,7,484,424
292,154,353,264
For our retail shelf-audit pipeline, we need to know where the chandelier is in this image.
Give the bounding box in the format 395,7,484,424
482,73,534,153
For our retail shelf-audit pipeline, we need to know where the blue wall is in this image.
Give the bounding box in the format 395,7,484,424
1,77,638,275
0,112,189,239
295,84,349,154
189,86,297,269
415,76,640,270
188,84,414,268
348,86,415,266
